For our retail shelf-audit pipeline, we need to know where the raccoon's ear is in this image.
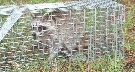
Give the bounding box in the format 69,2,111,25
42,13,49,21
31,13,36,18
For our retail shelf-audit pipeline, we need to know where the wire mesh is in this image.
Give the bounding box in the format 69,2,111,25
0,0,125,71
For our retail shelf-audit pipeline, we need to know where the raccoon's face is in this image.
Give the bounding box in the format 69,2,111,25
31,25,47,37
30,14,55,39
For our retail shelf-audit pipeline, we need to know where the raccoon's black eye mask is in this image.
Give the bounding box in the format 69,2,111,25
38,25,47,32
32,25,47,32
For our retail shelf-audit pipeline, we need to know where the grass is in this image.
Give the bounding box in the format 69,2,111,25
0,0,62,5
0,0,135,72
124,3,135,51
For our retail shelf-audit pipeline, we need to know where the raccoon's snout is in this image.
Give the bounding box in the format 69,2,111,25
32,32,36,37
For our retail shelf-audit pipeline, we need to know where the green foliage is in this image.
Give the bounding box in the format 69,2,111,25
123,3,135,51
123,5,135,28
0,0,62,5
76,56,85,72
88,53,124,72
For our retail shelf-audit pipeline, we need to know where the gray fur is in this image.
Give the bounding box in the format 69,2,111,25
30,10,88,60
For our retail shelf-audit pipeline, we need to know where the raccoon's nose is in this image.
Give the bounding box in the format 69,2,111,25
32,32,36,36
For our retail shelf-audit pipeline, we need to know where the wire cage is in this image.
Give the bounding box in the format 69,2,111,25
0,0,125,71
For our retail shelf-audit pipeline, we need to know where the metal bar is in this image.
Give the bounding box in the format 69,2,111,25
0,7,24,42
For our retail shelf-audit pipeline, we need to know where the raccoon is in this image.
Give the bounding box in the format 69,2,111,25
30,9,88,60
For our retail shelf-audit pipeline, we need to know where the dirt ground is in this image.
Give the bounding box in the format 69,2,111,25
118,0,135,71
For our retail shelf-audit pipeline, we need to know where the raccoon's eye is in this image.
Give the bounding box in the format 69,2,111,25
32,27,36,30
42,26,47,30
38,26,42,32
38,26,47,32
